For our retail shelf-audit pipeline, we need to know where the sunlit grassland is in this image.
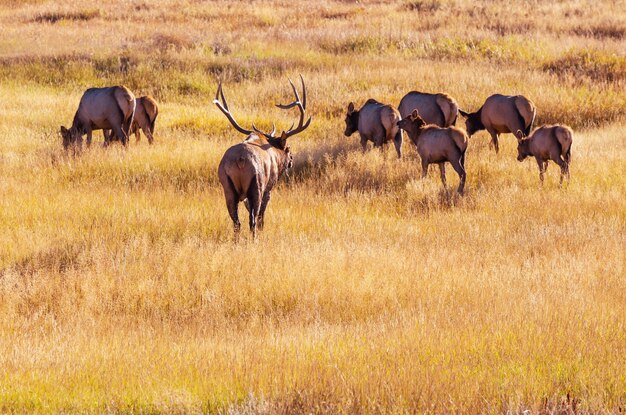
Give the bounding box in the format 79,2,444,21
1,0,625,413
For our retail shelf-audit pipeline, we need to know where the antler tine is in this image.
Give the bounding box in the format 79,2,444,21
219,83,229,111
300,74,306,110
276,78,300,110
214,81,221,101
213,81,254,136
285,111,311,138
252,122,276,139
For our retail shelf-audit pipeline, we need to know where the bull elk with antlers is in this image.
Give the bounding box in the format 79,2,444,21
214,75,311,239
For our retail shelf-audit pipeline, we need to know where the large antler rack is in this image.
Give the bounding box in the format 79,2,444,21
214,75,311,140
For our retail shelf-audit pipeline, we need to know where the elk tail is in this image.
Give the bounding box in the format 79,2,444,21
514,96,535,137
436,94,458,126
115,88,135,139
526,106,536,137
555,126,573,164
150,104,159,134
125,98,136,138
236,156,246,169
449,100,459,126
451,130,468,154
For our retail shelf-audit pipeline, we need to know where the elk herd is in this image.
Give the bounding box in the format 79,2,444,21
59,77,574,238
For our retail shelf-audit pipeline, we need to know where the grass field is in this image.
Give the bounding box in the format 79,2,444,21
1,0,625,413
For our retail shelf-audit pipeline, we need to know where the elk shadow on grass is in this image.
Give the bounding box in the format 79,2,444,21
288,139,477,216
399,184,475,218
286,139,362,185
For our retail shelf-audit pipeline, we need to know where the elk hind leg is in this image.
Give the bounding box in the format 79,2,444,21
223,177,241,237
258,191,271,231
487,128,499,153
85,129,92,148
392,130,402,159
374,134,385,151
102,130,112,147
438,163,448,193
113,125,128,146
450,154,466,195
421,158,429,179
134,123,142,143
246,176,262,239
553,156,568,186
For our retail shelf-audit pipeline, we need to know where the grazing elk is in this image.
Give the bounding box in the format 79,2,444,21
60,86,135,149
398,91,459,127
397,109,468,194
104,95,159,145
215,75,311,239
344,99,403,158
459,94,536,153
517,124,573,185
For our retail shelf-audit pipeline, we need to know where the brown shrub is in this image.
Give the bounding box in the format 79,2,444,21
31,10,100,24
571,24,626,40
543,50,626,83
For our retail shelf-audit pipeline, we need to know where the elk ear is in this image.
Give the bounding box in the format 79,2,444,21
60,126,68,134
347,102,355,113
411,109,419,120
458,109,469,117
278,131,288,149
516,129,524,141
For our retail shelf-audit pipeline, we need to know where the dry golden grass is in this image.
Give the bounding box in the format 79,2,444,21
0,0,625,413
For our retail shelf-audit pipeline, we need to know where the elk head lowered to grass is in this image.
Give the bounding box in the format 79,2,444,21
214,75,311,239
398,91,459,127
517,124,573,185
459,94,536,154
60,86,136,150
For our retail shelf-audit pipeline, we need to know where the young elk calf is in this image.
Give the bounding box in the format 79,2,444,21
214,76,310,239
517,125,573,185
397,109,468,194
344,99,403,158
459,94,536,153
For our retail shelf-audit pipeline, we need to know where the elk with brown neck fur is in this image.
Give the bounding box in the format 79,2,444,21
60,86,135,150
344,99,403,158
397,109,468,195
459,94,536,154
517,124,573,185
214,75,310,240
398,91,459,127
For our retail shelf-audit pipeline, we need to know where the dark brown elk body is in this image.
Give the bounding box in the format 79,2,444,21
459,94,536,153
215,76,310,239
344,99,403,158
60,86,135,149
517,124,573,185
104,95,159,144
397,109,468,194
398,91,459,127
